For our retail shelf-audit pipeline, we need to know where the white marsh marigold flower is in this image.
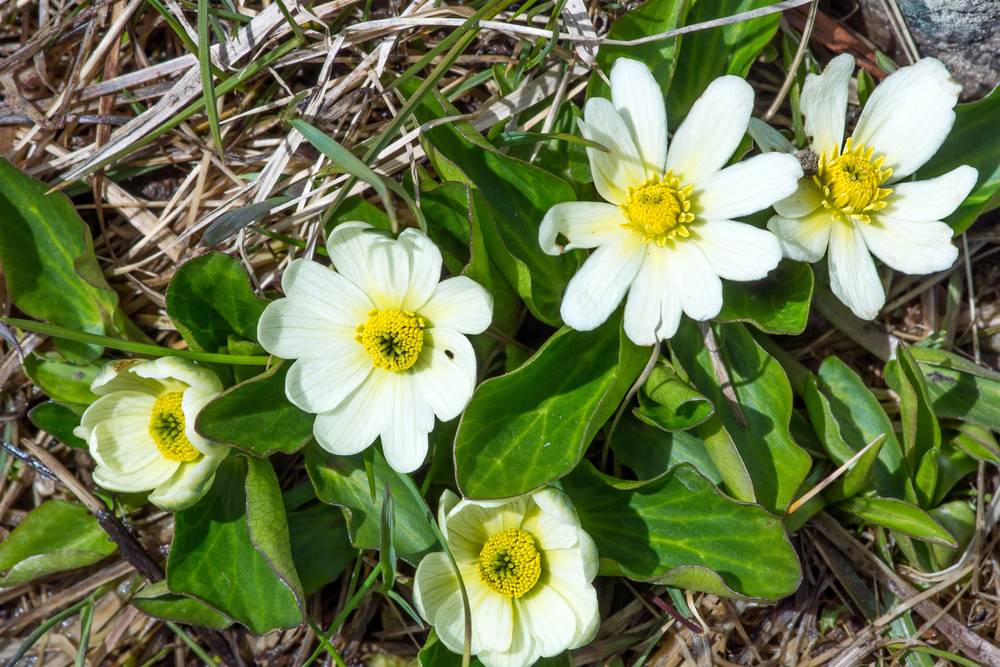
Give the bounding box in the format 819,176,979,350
540,57,803,344
767,54,978,319
257,223,493,473
73,357,226,511
414,488,599,667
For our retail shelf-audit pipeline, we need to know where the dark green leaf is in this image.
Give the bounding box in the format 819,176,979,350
29,401,88,448
932,446,977,506
610,412,722,483
22,352,99,406
716,261,813,335
885,345,942,505
950,423,1000,466
287,503,353,595
929,500,975,569
634,360,714,432
903,347,1000,431
696,415,755,502
824,434,888,503
834,496,957,546
131,581,233,630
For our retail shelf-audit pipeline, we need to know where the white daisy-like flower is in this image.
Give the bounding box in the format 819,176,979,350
73,357,226,511
256,223,493,473
540,57,803,345
414,488,599,667
767,54,978,320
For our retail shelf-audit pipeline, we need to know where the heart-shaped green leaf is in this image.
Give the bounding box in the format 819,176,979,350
716,261,814,335
131,581,233,630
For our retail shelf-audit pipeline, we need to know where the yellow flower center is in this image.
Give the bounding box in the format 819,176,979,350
621,172,696,245
477,528,542,598
814,138,893,224
148,392,201,462
356,309,426,372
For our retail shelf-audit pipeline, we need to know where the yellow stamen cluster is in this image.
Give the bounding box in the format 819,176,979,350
148,392,201,462
478,528,542,598
356,309,426,372
814,138,893,225
621,172,696,245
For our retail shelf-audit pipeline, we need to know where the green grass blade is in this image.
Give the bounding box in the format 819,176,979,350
198,0,224,155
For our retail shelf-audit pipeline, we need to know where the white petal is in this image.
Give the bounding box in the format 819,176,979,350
312,373,388,456
181,384,223,456
829,222,885,320
802,53,854,156
547,577,600,648
398,228,443,311
560,234,645,331
610,57,667,178
90,360,163,396
78,391,155,443
662,242,722,321
469,585,513,653
623,248,683,345
665,76,753,184
767,209,835,262
365,235,412,310
544,531,599,586
279,257,372,326
90,421,178,492
326,221,379,292
883,165,979,221
519,489,581,551
852,58,961,181
859,218,958,275
539,201,625,256
519,587,578,657
258,299,358,360
697,153,803,220
479,604,540,667
413,552,467,655
379,374,434,473
285,345,372,413
580,97,646,204
446,498,529,558
147,450,226,511
419,277,493,334
773,180,824,219
692,220,782,281
131,357,222,396
413,328,477,422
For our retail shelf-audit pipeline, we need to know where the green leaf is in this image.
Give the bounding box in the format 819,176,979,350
419,182,472,273
671,321,811,512
914,85,1000,232
131,581,233,630
834,496,957,547
28,401,88,448
564,462,801,600
716,261,814,335
166,252,267,353
932,446,978,507
634,360,714,432
22,351,99,406
903,347,1000,431
824,434,888,503
696,415,755,502
885,345,942,505
304,444,437,562
0,500,117,586
287,503,354,595
195,361,313,456
950,423,1000,466
455,316,648,499
167,456,304,634
610,412,722,482
0,157,128,360
929,500,975,569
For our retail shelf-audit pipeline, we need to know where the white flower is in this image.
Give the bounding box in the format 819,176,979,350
767,55,978,320
73,357,226,511
414,488,599,667
540,58,802,345
257,224,493,473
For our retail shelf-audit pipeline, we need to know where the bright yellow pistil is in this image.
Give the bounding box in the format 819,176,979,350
814,138,893,225
356,309,426,372
148,392,201,462
621,172,696,245
478,528,542,598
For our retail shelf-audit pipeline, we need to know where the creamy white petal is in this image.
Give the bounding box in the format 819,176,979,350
697,153,803,220
580,98,646,204
479,604,540,667
413,328,477,422
519,586,578,657
692,220,782,281
524,488,584,551
469,585,513,654
829,222,885,320
130,358,222,397
78,391,155,443
312,373,388,456
365,235,412,310
90,360,164,396
379,374,434,473
444,502,492,560
258,298,358,360
90,421,178,492
284,345,372,414
399,228,443,311
539,201,626,256
610,57,667,178
773,180,824,219
447,498,529,553
326,221,380,292
852,58,961,181
419,277,493,334
413,552,467,655
802,53,854,156
548,576,600,649
882,165,978,221
181,384,224,456
278,258,373,326
147,450,226,511
859,217,958,275
623,247,683,345
437,489,462,543
767,209,835,262
560,234,645,331
662,242,723,321
665,76,753,184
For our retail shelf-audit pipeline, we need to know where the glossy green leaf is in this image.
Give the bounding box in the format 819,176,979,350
564,462,801,600
304,444,437,561
696,415,755,502
824,434,888,503
950,423,1000,465
28,401,87,448
0,500,116,586
0,157,127,360
932,446,978,507
885,345,942,505
455,317,648,499
671,320,811,512
716,261,814,335
915,85,1000,232
167,456,304,634
419,182,472,273
195,361,313,456
288,503,354,595
131,581,233,630
23,352,99,406
610,412,722,483
903,347,1000,431
835,496,957,547
166,252,267,353
634,360,713,432
929,500,975,569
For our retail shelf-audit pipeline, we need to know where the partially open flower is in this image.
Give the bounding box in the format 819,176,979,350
257,223,493,473
540,57,802,344
414,488,599,667
73,357,226,511
767,54,978,319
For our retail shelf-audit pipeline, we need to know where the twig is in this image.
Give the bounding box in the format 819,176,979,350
698,322,747,427
764,0,818,121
